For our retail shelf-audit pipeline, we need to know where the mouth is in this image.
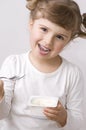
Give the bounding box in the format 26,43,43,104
38,44,51,55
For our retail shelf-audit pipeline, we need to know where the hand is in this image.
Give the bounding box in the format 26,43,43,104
43,101,67,127
0,80,4,100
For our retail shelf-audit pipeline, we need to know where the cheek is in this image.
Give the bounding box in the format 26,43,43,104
30,34,38,47
30,31,41,44
54,43,65,52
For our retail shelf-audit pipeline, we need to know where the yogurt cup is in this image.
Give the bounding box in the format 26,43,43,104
28,96,59,118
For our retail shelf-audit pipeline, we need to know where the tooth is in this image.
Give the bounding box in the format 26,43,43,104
41,45,49,51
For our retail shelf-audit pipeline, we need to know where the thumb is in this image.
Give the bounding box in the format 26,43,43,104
56,101,63,110
58,101,62,107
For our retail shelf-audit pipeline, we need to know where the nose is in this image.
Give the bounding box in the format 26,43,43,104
43,34,53,46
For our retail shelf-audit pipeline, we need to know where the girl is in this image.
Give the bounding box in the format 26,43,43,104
0,0,86,130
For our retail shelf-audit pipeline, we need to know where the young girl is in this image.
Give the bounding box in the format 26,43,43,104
0,0,86,130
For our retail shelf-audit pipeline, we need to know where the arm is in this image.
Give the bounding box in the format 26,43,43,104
0,55,16,120
64,67,84,129
44,67,84,129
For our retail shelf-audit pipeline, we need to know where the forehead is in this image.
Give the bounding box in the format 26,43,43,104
33,18,72,35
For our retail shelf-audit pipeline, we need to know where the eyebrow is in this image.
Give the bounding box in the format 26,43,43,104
58,33,69,38
39,24,49,30
39,24,69,38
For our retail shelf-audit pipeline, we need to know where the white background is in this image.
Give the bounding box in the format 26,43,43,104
0,0,86,129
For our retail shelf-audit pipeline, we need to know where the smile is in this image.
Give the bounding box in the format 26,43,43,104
38,44,51,55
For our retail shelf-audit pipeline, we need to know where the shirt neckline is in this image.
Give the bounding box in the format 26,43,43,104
26,51,65,77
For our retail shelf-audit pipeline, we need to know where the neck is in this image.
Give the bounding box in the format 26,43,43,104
29,51,62,73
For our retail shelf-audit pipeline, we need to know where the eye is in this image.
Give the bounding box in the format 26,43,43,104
41,27,47,32
56,35,64,40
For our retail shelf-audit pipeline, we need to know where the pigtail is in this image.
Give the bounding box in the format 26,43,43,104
26,0,39,10
78,13,86,38
69,0,86,38
82,13,86,28
81,13,86,31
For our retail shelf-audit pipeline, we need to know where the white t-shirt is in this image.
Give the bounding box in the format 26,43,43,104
0,51,83,130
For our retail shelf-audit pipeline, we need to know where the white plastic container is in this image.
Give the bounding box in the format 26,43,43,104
28,96,59,118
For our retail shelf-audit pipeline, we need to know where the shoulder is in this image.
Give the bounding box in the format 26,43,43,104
0,52,28,77
2,51,28,66
62,58,84,93
62,58,82,79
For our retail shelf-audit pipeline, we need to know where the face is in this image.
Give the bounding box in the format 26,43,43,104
29,18,71,61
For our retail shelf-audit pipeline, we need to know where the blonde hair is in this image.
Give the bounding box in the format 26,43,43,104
26,0,86,39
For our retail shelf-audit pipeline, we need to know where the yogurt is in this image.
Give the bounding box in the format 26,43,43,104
28,96,59,118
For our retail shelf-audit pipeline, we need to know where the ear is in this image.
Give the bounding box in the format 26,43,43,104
29,18,34,30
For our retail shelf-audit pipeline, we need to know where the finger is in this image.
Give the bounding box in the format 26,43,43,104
57,101,64,110
43,110,57,121
44,107,59,115
58,101,62,106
